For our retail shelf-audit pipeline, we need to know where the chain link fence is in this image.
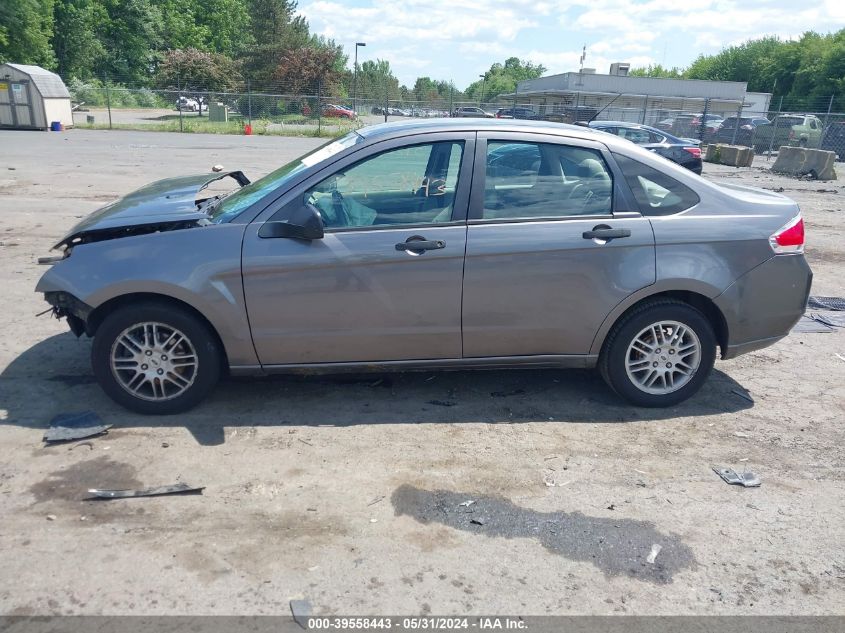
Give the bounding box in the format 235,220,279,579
66,76,844,160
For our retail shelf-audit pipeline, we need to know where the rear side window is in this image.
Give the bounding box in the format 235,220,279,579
484,141,613,219
613,153,699,216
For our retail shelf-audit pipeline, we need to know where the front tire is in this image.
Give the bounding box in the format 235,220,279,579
599,300,716,407
92,302,221,414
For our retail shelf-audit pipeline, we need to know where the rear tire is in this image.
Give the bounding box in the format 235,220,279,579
599,300,716,407
92,302,221,415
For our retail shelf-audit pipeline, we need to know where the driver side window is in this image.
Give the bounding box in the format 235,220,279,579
305,141,464,230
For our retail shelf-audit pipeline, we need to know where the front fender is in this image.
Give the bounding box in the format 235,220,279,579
36,223,258,367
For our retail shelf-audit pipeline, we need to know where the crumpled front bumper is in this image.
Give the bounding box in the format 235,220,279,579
42,291,93,337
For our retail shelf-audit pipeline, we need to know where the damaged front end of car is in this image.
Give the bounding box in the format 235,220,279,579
36,170,250,336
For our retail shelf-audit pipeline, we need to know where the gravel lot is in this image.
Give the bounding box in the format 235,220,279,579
0,129,843,616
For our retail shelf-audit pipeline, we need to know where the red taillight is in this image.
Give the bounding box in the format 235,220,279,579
683,146,701,158
770,215,804,254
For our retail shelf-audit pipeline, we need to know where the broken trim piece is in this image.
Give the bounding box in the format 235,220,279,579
86,483,204,499
712,467,761,487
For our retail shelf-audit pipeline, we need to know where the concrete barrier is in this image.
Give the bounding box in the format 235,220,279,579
771,146,837,180
704,144,755,167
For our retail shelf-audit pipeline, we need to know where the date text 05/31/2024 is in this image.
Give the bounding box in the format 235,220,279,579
306,617,528,630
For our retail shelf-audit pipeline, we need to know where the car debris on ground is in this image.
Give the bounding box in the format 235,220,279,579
43,411,112,443
86,483,204,499
712,467,761,488
731,389,754,403
807,296,845,311
792,316,835,333
289,599,312,629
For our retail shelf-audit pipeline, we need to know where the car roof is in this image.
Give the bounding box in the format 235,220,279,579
357,117,596,142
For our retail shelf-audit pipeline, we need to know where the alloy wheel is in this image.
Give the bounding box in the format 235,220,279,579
624,320,701,395
109,321,199,402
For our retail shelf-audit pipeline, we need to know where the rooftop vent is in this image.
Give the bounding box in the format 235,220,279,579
609,62,630,76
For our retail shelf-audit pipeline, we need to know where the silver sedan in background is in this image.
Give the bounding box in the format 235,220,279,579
36,120,812,414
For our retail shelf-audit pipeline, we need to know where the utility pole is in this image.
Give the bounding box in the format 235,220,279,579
178,72,183,133
823,94,835,131
766,95,784,160
103,73,112,130
478,74,485,109
731,101,743,145
352,42,366,115
698,98,710,142
246,78,252,127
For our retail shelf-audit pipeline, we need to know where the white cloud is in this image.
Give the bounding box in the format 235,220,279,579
298,0,845,86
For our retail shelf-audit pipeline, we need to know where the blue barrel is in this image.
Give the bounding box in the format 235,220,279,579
50,121,62,131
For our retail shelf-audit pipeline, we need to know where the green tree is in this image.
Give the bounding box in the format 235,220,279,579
273,45,343,95
0,0,56,68
157,47,242,113
52,0,104,78
244,0,310,83
351,59,401,103
464,57,546,102
94,0,163,84
629,64,684,78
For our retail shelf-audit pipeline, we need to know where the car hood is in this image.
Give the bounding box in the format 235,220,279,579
54,171,249,249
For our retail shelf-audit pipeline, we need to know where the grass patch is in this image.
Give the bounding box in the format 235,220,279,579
74,117,360,138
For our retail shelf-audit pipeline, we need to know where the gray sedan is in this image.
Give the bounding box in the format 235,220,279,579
36,120,812,414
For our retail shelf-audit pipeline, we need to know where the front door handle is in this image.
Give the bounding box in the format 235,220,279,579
395,238,446,252
582,225,632,241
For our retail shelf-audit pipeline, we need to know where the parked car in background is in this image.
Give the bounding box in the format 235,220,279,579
655,118,676,132
321,104,356,119
37,119,811,413
715,116,771,146
753,114,823,152
176,97,200,112
585,121,703,174
495,107,539,119
821,121,845,160
669,113,723,139
453,106,494,118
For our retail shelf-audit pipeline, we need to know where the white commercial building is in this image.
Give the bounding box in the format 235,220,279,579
507,64,770,126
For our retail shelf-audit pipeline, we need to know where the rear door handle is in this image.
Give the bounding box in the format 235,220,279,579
582,226,632,240
395,239,445,252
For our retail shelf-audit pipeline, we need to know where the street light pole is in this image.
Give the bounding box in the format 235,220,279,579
478,74,485,109
353,42,366,115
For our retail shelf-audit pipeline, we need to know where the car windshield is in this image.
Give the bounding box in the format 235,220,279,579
209,132,363,223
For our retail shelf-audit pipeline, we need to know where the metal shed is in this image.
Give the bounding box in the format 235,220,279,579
0,63,73,130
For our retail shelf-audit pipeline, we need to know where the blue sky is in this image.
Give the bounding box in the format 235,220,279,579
299,0,845,89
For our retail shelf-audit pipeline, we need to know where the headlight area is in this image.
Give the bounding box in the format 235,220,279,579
43,291,93,337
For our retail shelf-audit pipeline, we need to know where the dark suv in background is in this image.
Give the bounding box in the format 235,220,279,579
715,116,771,146
821,121,845,160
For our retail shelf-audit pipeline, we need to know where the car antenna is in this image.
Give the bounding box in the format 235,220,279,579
588,93,622,123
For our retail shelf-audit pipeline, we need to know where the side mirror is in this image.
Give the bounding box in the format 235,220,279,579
259,203,324,240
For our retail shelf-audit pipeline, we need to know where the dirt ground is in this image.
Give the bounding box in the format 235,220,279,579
0,129,843,616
